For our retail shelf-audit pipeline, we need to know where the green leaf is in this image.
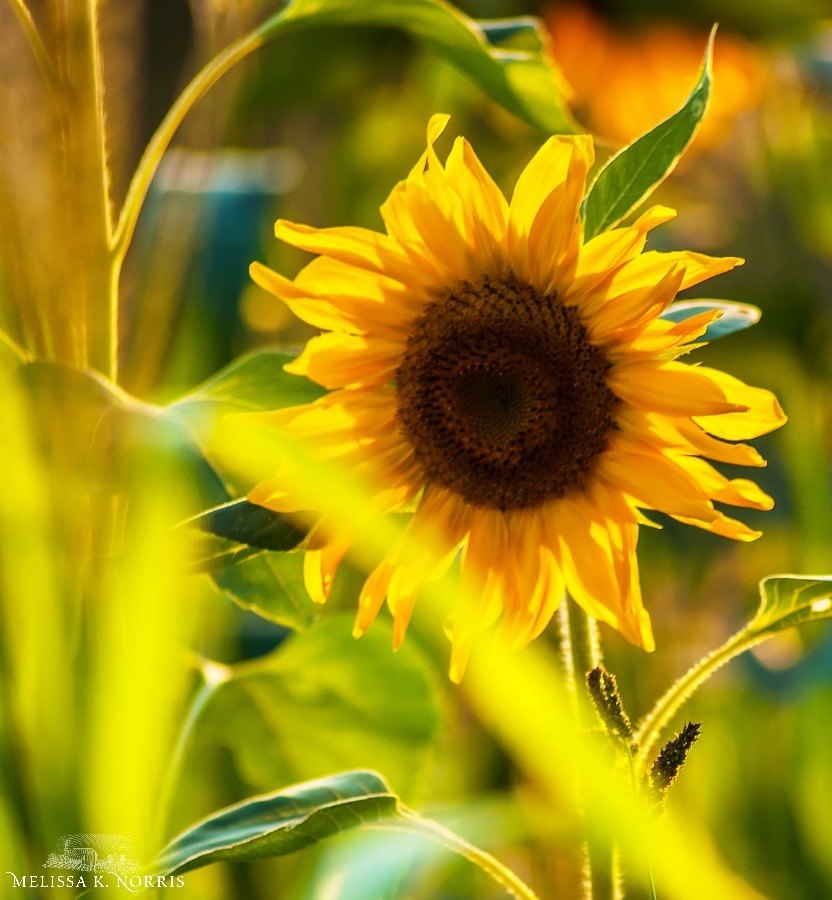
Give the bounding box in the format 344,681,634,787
196,616,441,798
661,299,761,340
635,575,832,767
210,551,316,630
581,26,716,240
151,771,538,899
258,1,573,133
152,770,399,876
14,362,228,505
751,575,832,632
190,498,306,552
170,350,324,434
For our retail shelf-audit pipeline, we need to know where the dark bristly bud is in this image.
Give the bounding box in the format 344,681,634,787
650,722,702,803
586,665,634,743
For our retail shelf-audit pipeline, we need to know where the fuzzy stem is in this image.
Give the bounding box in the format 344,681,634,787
558,599,614,899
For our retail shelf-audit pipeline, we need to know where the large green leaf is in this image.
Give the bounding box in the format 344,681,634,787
196,616,441,798
661,299,761,341
256,1,572,133
581,27,715,240
635,575,832,766
152,770,399,876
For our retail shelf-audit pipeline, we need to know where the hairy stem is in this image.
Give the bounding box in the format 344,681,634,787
634,628,749,770
558,599,614,899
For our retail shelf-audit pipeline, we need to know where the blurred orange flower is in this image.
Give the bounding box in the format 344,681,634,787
545,3,763,149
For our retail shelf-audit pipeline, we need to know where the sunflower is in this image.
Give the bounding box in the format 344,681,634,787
245,116,785,681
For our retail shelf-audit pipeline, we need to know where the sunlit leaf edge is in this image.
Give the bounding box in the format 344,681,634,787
581,25,715,240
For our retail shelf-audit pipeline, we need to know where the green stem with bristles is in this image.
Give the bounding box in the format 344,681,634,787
558,599,616,899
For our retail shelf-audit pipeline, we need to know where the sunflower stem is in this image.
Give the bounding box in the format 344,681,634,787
558,599,615,899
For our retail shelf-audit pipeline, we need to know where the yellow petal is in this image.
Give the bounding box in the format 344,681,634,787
508,136,593,277
679,457,774,510
444,137,510,272
599,446,720,522
609,360,749,416
693,368,787,439
672,511,762,542
274,220,437,291
588,264,685,343
608,250,742,297
285,332,403,389
354,559,395,636
673,418,766,467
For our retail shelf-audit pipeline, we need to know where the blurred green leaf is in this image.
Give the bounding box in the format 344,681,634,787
170,350,323,431
258,0,573,133
190,498,306,552
211,550,316,631
0,330,29,373
153,770,399,876
635,575,832,766
169,353,322,626
661,299,761,340
581,27,715,240
14,361,228,505
196,616,441,798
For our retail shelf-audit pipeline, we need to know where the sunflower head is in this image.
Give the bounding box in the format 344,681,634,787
244,116,785,681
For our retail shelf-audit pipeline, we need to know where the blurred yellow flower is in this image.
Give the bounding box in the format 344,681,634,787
245,116,784,680
545,3,763,149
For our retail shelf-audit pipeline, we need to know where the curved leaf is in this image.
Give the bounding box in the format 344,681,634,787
581,26,715,240
152,770,399,876
635,575,832,766
261,1,573,133
661,299,761,340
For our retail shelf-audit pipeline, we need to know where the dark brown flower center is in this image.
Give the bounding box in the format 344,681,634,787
395,273,619,510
